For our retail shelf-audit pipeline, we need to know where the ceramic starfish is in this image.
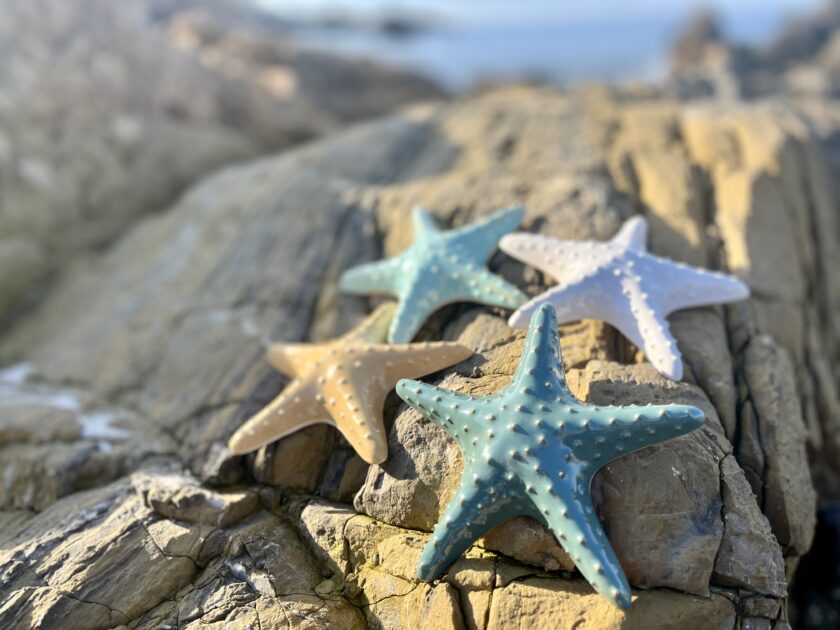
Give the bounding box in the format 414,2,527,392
228,303,472,464
396,303,705,608
339,206,527,343
499,216,749,380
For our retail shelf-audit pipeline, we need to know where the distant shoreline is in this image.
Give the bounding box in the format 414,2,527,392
284,10,793,91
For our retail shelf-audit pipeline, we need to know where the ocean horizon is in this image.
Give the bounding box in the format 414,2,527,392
257,0,821,90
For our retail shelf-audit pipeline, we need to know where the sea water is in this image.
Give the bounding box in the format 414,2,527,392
257,0,820,90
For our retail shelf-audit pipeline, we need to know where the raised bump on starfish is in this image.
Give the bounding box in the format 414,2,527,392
339,205,528,343
396,303,706,609
500,215,750,380
228,303,472,464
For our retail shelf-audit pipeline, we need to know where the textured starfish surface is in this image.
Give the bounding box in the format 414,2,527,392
228,303,472,464
339,206,527,343
499,216,750,380
396,304,705,608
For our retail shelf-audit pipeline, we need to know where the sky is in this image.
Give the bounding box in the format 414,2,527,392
258,0,822,25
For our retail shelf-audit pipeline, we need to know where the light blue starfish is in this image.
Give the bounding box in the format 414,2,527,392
396,303,706,609
339,206,527,343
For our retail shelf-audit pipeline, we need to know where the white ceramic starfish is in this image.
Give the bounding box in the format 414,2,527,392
500,216,750,380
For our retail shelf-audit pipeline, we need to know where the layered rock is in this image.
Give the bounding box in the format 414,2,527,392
0,85,831,626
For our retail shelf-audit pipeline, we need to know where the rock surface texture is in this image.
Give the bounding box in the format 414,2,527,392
669,1,840,100
0,0,441,322
1,85,834,628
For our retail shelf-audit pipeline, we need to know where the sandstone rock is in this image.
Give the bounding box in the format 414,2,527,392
713,456,786,596
0,85,829,626
485,578,736,630
0,477,202,627
135,511,366,630
297,498,739,630
740,335,816,556
0,471,365,630
133,470,259,528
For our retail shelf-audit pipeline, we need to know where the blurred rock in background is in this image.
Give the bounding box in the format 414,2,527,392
0,0,442,326
669,0,840,100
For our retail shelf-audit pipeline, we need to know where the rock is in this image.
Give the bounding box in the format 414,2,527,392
739,335,816,557
0,85,830,625
0,471,364,630
670,308,738,438
164,8,443,130
667,1,840,99
137,511,366,630
713,456,786,596
573,362,727,595
672,11,723,73
132,470,259,528
0,363,176,510
297,498,738,629
249,425,337,493
200,443,243,486
480,517,575,573
0,0,442,322
0,477,202,627
485,578,736,630
319,449,370,503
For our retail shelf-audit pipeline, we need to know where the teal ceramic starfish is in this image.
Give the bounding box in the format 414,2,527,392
339,206,527,343
396,304,706,608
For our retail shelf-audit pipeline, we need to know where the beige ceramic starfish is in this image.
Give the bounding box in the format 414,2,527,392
228,303,472,464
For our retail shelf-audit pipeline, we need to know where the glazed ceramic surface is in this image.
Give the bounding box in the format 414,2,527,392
500,216,749,380
229,303,471,464
397,303,706,608
340,206,526,343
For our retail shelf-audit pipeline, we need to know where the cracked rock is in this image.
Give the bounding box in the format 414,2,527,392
0,83,829,627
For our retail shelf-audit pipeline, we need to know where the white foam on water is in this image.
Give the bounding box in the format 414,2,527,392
0,363,83,411
0,362,33,385
79,411,132,440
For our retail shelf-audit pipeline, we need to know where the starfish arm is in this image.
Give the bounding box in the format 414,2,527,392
532,477,631,609
417,470,521,581
510,303,571,400
412,206,442,239
386,278,441,343
641,256,750,314
509,274,685,377
618,281,684,380
228,380,329,454
610,216,648,251
507,273,613,329
341,302,395,344
460,266,527,311
339,256,404,296
448,205,525,263
319,365,391,464
380,342,472,381
499,232,594,282
565,403,706,469
266,343,331,379
396,378,486,445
